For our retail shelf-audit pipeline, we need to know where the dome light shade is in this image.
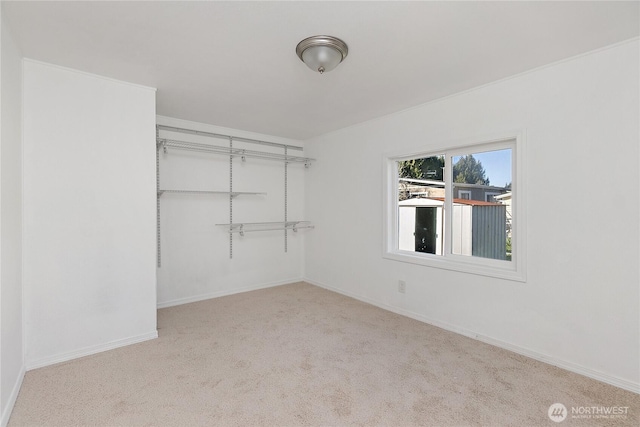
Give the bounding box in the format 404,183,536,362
296,35,348,74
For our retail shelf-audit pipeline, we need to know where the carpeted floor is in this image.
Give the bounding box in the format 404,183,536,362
9,282,639,426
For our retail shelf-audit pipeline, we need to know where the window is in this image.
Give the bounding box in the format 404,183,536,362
384,135,525,281
484,192,501,202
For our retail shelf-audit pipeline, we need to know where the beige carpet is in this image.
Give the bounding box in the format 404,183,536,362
9,282,639,426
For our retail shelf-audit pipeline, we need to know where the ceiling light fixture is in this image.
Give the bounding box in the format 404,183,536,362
296,35,348,74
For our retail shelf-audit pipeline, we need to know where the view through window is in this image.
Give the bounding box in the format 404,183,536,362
397,147,513,262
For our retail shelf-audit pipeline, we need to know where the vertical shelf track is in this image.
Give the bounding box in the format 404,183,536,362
156,125,161,267
284,146,288,253
229,137,234,259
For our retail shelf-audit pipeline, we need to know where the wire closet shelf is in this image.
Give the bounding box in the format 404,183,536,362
156,125,315,166
156,124,314,265
157,190,266,198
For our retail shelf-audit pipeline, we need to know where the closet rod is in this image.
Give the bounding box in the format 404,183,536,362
159,139,314,164
157,124,304,151
215,221,314,236
218,221,312,227
226,226,314,235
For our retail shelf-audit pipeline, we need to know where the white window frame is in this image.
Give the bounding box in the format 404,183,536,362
382,132,526,282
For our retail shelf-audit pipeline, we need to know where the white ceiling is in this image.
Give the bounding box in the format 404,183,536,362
3,1,638,140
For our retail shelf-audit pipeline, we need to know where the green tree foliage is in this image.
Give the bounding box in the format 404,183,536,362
398,156,444,180
453,155,489,185
398,159,424,179
398,156,445,201
421,156,445,181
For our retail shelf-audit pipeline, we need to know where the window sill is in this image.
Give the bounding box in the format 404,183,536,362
383,250,526,282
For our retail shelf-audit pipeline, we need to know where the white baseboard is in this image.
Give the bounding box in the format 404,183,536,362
1,365,25,427
26,331,158,371
304,278,640,395
157,278,303,309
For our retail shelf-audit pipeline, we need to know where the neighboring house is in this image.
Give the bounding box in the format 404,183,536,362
398,178,445,200
451,183,509,202
399,178,509,202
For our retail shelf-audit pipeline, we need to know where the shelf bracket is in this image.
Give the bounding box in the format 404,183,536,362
156,139,167,154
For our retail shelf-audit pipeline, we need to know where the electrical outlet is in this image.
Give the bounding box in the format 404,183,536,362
398,280,406,294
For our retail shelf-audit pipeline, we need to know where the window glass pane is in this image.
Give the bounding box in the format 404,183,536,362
397,155,445,255
451,149,512,261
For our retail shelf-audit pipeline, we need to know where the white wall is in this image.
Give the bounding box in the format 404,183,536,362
156,116,306,307
23,61,158,369
304,40,639,392
0,9,24,427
